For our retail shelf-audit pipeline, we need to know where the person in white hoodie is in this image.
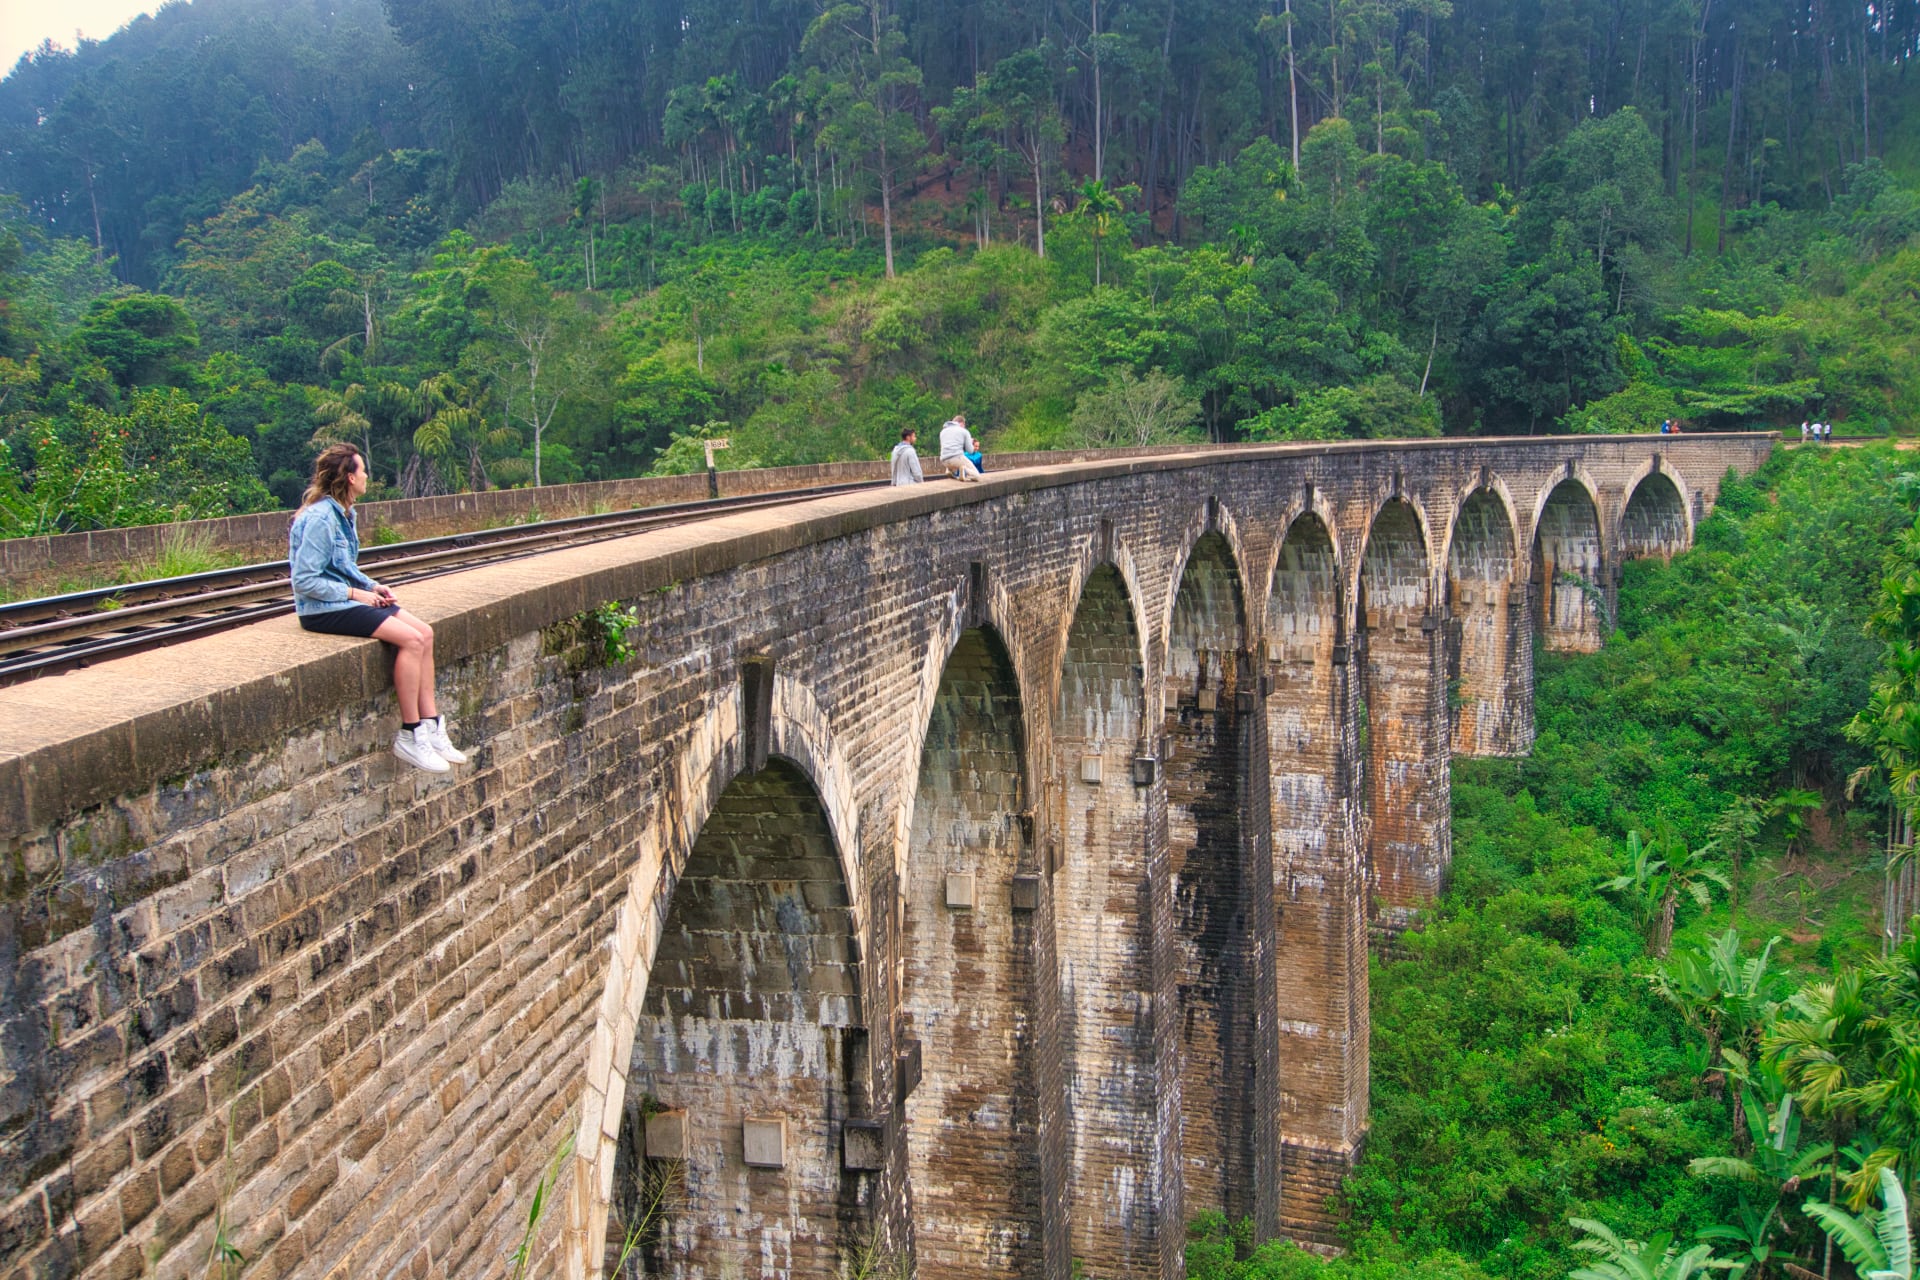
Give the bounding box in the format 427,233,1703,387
891,426,923,484
939,414,981,481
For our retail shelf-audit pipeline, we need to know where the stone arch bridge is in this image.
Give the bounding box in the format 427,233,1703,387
0,435,1771,1280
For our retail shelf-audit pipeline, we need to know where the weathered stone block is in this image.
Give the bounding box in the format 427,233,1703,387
643,1108,689,1160
741,1116,787,1168
842,1119,886,1172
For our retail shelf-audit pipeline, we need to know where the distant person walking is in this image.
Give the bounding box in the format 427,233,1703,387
891,426,924,485
289,443,466,773
1824,421,1834,443
1801,421,1811,443
939,413,981,482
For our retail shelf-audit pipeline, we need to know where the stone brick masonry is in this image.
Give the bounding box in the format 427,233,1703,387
0,436,1770,1280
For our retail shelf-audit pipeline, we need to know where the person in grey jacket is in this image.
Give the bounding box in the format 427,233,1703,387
289,443,466,773
890,426,923,484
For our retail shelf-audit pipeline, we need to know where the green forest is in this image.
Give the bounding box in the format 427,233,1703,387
1190,447,1920,1279
1,0,1919,533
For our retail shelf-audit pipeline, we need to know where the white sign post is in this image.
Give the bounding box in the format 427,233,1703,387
704,437,731,499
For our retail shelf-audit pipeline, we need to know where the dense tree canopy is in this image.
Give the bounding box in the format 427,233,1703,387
0,0,1915,531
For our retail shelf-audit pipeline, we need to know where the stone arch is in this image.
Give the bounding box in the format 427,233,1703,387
1049,535,1157,708
1526,466,1603,538
1357,497,1450,927
1263,509,1367,1243
1434,473,1520,571
1357,497,1433,624
1052,562,1158,1278
1531,477,1607,652
1445,486,1532,757
1162,499,1257,657
1620,467,1692,562
1163,532,1255,1227
569,678,864,1280
889,565,1048,897
902,624,1041,1279
614,755,865,1277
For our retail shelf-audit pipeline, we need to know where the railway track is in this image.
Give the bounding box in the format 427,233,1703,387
0,479,884,688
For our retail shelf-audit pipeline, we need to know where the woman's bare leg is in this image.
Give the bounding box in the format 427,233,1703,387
392,609,438,719
372,614,432,723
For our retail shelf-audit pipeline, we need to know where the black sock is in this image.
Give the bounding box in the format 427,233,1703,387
402,720,421,733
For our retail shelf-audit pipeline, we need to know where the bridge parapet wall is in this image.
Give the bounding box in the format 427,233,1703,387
0,435,1773,1280
0,445,1258,589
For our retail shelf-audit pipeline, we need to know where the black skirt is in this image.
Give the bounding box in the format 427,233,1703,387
298,604,400,638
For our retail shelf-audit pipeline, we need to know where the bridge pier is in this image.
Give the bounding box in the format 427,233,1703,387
902,628,1041,1280
1359,498,1452,934
1263,510,1369,1246
1052,564,1166,1280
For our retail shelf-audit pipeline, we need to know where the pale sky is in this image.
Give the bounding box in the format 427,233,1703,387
0,0,160,72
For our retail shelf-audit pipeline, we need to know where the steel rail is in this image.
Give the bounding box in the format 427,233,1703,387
0,479,883,686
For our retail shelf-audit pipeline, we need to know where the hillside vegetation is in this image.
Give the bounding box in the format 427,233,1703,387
1,0,1919,533
1192,446,1920,1278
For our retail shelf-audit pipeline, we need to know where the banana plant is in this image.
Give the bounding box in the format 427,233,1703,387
1604,831,1670,942
1606,829,1730,958
1695,1196,1773,1277
1690,1092,1834,1276
1801,1166,1913,1280
1568,1218,1740,1279
1655,932,1785,1145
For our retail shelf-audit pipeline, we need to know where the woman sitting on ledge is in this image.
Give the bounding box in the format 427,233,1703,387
289,443,467,773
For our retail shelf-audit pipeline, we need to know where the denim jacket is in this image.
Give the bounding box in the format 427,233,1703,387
289,497,376,615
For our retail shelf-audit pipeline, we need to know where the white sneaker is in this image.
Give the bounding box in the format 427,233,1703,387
427,716,468,765
394,727,450,773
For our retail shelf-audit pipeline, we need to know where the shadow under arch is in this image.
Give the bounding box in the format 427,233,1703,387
606,754,866,1278
1620,468,1692,561
569,679,866,1280
1161,498,1258,653
902,624,1042,1279
1531,476,1606,652
1051,561,1161,1279
1162,531,1258,1228
1446,485,1532,757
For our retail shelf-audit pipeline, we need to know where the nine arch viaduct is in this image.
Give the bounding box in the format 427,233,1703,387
0,433,1773,1280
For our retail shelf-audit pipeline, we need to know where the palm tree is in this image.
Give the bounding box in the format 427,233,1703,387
312,380,419,484
410,374,516,494
1074,177,1125,286
1769,973,1880,1274
1828,931,1920,1206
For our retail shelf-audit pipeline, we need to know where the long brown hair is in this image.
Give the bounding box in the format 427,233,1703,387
300,444,363,510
